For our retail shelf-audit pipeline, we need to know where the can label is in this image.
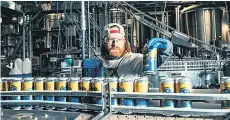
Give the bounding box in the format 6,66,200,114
179,82,192,93
34,96,43,100
120,81,133,92
162,100,174,108
46,96,54,101
57,97,66,102
96,98,102,104
23,81,33,100
0,82,2,91
162,81,174,93
69,81,79,91
35,81,43,90
11,81,21,109
57,81,66,90
135,99,149,107
143,48,157,73
70,97,79,103
180,101,192,108
111,99,118,105
82,81,90,91
135,81,149,92
94,82,103,92
109,82,118,92
46,81,54,90
122,99,134,106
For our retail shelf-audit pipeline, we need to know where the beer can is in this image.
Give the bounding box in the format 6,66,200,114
134,77,149,107
93,77,104,92
22,77,34,110
33,77,45,109
45,77,56,110
161,78,174,108
81,77,92,91
106,77,118,105
119,77,134,107
68,77,80,111
178,78,192,108
10,77,22,110
68,77,80,102
93,77,104,105
143,48,157,75
56,77,67,110
81,77,92,104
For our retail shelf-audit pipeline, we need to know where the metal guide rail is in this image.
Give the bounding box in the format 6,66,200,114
1,83,230,119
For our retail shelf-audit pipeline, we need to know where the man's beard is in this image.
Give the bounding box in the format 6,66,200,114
108,47,125,58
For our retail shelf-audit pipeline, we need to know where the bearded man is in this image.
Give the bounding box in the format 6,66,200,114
101,23,173,78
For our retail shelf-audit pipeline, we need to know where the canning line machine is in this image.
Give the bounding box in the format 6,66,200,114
1,1,230,120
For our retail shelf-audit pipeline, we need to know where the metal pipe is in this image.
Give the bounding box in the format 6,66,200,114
81,0,86,59
88,1,91,58
105,2,108,25
22,9,25,60
92,7,96,51
29,22,32,60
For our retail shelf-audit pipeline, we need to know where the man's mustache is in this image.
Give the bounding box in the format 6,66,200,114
109,46,121,51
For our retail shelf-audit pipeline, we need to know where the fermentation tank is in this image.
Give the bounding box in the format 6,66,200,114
180,6,229,49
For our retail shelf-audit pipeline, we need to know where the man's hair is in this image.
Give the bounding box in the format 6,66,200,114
101,36,131,59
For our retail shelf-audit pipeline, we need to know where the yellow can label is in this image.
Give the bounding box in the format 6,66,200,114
120,82,133,92
0,82,2,91
179,82,192,93
109,82,117,92
94,82,103,92
226,82,230,89
69,81,79,91
162,81,174,93
11,81,21,91
135,81,149,92
46,81,54,90
57,81,66,90
82,81,90,91
34,81,44,90
23,81,33,91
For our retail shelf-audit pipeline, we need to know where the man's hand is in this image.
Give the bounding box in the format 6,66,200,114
146,38,169,51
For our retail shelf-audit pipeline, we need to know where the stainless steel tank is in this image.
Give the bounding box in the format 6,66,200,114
180,6,229,49
43,13,65,29
109,8,125,24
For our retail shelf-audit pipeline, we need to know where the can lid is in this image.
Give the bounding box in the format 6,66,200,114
35,77,45,81
70,77,80,81
24,77,34,81
82,77,92,81
161,78,174,83
226,78,230,82
47,77,57,81
58,77,68,81
93,77,105,82
12,77,23,81
221,77,230,82
136,77,148,82
106,77,118,82
119,77,134,82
